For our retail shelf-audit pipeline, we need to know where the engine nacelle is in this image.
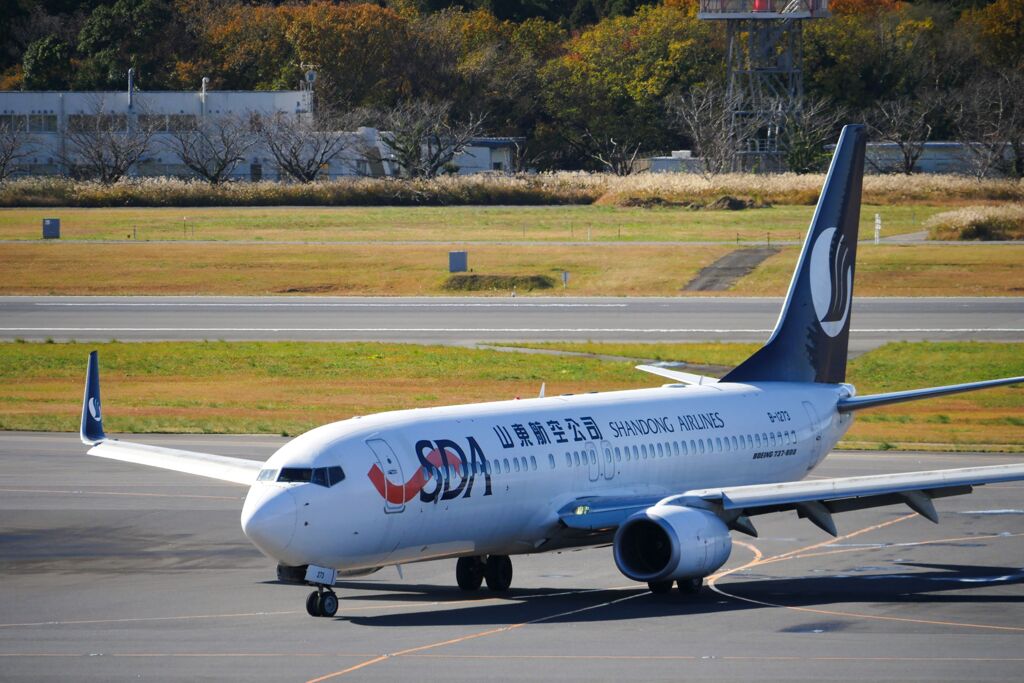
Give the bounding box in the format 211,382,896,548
613,505,732,583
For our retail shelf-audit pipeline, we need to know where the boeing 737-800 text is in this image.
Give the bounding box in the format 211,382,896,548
79,125,1024,618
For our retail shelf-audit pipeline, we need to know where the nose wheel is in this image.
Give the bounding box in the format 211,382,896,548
306,586,339,617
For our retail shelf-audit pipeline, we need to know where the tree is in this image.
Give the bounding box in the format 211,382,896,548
0,120,34,182
259,105,360,183
377,99,486,178
285,2,412,108
163,113,255,184
63,96,157,183
778,96,848,174
22,36,72,90
671,82,760,178
952,72,1023,179
539,4,720,173
866,96,936,174
74,0,188,90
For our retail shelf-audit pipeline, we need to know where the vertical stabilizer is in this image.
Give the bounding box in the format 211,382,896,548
723,124,866,384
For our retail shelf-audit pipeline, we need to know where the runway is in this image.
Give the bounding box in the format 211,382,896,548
2,296,1022,352
1,432,1022,682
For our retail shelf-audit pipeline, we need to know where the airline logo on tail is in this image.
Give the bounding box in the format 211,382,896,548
809,227,853,338
88,397,102,422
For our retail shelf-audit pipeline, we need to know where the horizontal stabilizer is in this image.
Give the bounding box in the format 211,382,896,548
838,376,1024,412
635,365,718,385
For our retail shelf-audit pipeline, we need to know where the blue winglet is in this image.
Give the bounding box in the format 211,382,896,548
80,351,106,445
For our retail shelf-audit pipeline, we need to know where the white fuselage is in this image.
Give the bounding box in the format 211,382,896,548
240,381,853,571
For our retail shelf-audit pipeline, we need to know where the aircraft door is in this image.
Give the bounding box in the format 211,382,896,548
601,440,615,480
801,402,823,471
367,438,406,514
586,441,600,482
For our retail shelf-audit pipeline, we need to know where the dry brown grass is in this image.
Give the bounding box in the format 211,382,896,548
0,203,938,242
0,242,734,296
2,341,1020,450
2,173,1020,208
732,244,1024,297
925,204,1024,240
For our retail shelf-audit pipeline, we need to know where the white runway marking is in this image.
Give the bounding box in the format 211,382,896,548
33,302,628,308
3,327,1023,333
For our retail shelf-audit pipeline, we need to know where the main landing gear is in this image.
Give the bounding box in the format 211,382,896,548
306,585,339,618
456,555,513,592
647,577,703,595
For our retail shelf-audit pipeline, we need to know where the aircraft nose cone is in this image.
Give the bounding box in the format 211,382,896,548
241,486,297,560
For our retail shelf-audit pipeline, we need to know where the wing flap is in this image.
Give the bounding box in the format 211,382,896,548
88,440,262,486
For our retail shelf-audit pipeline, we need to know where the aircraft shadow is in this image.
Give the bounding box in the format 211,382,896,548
334,562,1024,628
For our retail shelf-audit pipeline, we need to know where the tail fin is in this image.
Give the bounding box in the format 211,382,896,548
723,124,866,385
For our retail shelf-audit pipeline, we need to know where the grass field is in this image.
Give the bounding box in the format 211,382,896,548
0,204,939,243
2,241,1021,296
2,340,1020,451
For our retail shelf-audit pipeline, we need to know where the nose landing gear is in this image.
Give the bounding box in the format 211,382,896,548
306,585,339,617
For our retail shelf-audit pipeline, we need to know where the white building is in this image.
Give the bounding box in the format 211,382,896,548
0,84,522,180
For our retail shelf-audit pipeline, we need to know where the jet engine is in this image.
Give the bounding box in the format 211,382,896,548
613,505,732,583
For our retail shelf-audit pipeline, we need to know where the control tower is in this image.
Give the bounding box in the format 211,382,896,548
699,1,829,171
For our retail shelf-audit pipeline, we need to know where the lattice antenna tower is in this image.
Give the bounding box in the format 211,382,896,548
698,1,830,171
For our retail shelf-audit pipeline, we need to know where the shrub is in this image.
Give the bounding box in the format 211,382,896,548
925,204,1024,240
442,274,555,291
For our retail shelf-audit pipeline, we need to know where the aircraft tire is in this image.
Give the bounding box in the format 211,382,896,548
484,555,513,592
305,590,323,617
320,592,339,617
677,577,702,595
648,580,673,595
456,556,486,591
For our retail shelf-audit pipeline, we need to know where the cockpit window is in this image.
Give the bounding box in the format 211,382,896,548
256,468,278,482
275,466,345,487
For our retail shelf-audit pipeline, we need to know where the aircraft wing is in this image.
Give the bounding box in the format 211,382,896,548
559,463,1024,538
80,351,263,486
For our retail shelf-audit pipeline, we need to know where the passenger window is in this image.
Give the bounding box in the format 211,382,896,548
632,445,639,460
732,436,739,451
565,453,572,467
698,440,705,455
672,441,680,457
716,437,722,452
656,443,663,458
503,458,511,472
530,456,537,471
573,451,580,466
549,454,556,469
590,450,596,465
706,438,713,453
514,459,521,473
641,444,648,459
615,447,622,462
689,440,696,454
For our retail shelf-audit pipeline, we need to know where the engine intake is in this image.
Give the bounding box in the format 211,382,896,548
613,505,732,583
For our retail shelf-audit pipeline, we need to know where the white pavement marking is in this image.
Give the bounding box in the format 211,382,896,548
33,302,629,308
2,327,1023,333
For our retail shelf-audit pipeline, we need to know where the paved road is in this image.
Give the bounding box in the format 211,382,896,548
2,296,1022,352
1,432,1022,682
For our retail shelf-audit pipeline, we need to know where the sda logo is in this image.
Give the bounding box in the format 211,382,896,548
809,227,852,338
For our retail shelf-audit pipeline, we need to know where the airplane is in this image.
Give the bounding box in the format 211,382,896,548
79,125,1024,619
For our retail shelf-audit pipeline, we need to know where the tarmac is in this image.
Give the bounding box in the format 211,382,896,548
2,431,1023,682
2,296,1023,354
